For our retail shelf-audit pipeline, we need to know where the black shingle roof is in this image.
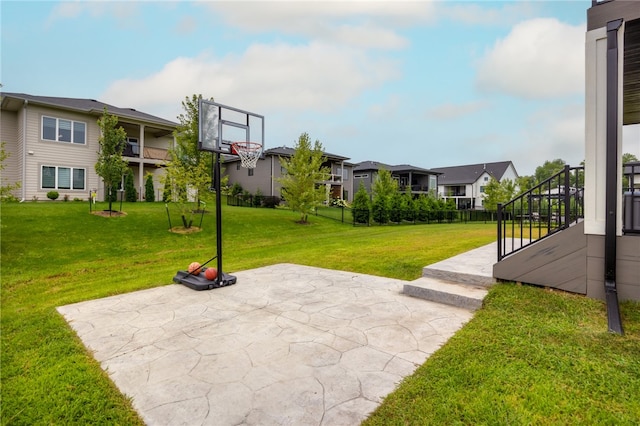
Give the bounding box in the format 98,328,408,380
0,92,177,128
264,146,350,162
353,161,440,175
431,161,515,185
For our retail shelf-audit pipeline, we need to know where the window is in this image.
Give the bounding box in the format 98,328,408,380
248,168,254,177
236,162,241,171
336,167,348,180
484,176,489,182
480,186,486,193
41,165,85,190
41,116,86,144
429,175,437,190
126,138,139,155
354,173,369,179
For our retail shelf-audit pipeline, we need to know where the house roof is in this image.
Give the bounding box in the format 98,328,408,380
431,161,516,185
264,146,350,162
0,92,178,130
354,161,440,175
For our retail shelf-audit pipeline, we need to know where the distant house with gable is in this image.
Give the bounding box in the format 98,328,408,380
431,161,519,210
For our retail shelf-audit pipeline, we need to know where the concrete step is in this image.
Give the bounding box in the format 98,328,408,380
420,242,497,288
403,277,488,311
421,267,495,287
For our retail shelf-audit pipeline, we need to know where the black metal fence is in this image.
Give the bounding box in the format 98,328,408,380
227,194,281,208
314,205,498,226
497,165,585,261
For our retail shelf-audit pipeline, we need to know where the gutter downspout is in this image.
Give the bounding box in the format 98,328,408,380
20,99,28,202
604,19,623,335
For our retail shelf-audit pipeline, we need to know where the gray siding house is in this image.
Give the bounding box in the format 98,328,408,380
353,161,440,198
1,93,177,201
224,146,354,202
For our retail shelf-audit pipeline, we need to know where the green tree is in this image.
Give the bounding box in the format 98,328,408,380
124,169,137,202
351,182,371,224
372,167,397,200
534,158,566,184
516,175,536,195
276,133,329,223
95,107,128,212
370,168,397,224
483,178,516,211
389,192,403,223
145,173,155,202
415,194,429,222
162,95,215,228
0,142,20,201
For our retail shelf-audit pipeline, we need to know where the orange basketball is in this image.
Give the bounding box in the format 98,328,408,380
205,267,218,281
188,262,202,275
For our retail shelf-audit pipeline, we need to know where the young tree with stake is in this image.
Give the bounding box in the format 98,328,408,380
95,108,128,212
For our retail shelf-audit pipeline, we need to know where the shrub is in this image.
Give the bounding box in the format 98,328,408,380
145,173,155,202
351,183,371,224
124,169,137,202
46,191,59,200
262,196,280,208
389,193,403,223
372,195,390,224
253,189,264,207
230,182,243,197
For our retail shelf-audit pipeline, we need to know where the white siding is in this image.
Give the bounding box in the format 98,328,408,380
584,25,624,236
23,105,100,201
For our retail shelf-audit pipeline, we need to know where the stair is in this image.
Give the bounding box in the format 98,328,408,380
404,277,488,310
403,242,497,310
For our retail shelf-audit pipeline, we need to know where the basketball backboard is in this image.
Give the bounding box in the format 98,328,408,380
199,99,264,154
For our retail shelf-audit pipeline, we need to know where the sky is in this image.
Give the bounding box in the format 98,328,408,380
2,0,639,176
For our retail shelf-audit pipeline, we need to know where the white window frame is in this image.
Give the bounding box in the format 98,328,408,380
41,115,86,144
41,165,86,190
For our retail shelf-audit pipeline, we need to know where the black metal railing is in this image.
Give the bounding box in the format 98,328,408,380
623,162,640,234
497,165,584,261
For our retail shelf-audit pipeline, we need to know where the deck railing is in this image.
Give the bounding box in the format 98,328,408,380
623,162,640,234
497,165,585,261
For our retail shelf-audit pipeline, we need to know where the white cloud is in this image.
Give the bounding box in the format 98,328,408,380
427,101,490,120
441,2,538,26
101,42,400,121
509,103,585,175
200,1,437,50
476,18,585,99
46,1,138,27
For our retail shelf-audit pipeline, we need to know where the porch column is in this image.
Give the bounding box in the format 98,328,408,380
138,124,145,201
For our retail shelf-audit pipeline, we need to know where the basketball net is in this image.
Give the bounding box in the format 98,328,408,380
231,142,262,169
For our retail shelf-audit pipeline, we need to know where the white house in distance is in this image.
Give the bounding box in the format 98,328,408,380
0,93,177,201
431,161,519,210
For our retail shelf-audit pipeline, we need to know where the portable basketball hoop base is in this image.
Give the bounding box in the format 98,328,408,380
173,270,237,291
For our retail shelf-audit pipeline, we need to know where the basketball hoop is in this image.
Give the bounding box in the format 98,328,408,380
231,142,262,169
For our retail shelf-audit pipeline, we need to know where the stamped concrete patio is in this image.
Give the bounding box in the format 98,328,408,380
57,261,485,425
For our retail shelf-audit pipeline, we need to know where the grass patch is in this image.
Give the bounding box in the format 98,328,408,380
2,201,638,424
364,285,640,425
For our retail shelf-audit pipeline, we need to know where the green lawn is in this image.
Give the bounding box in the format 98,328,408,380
1,201,639,424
